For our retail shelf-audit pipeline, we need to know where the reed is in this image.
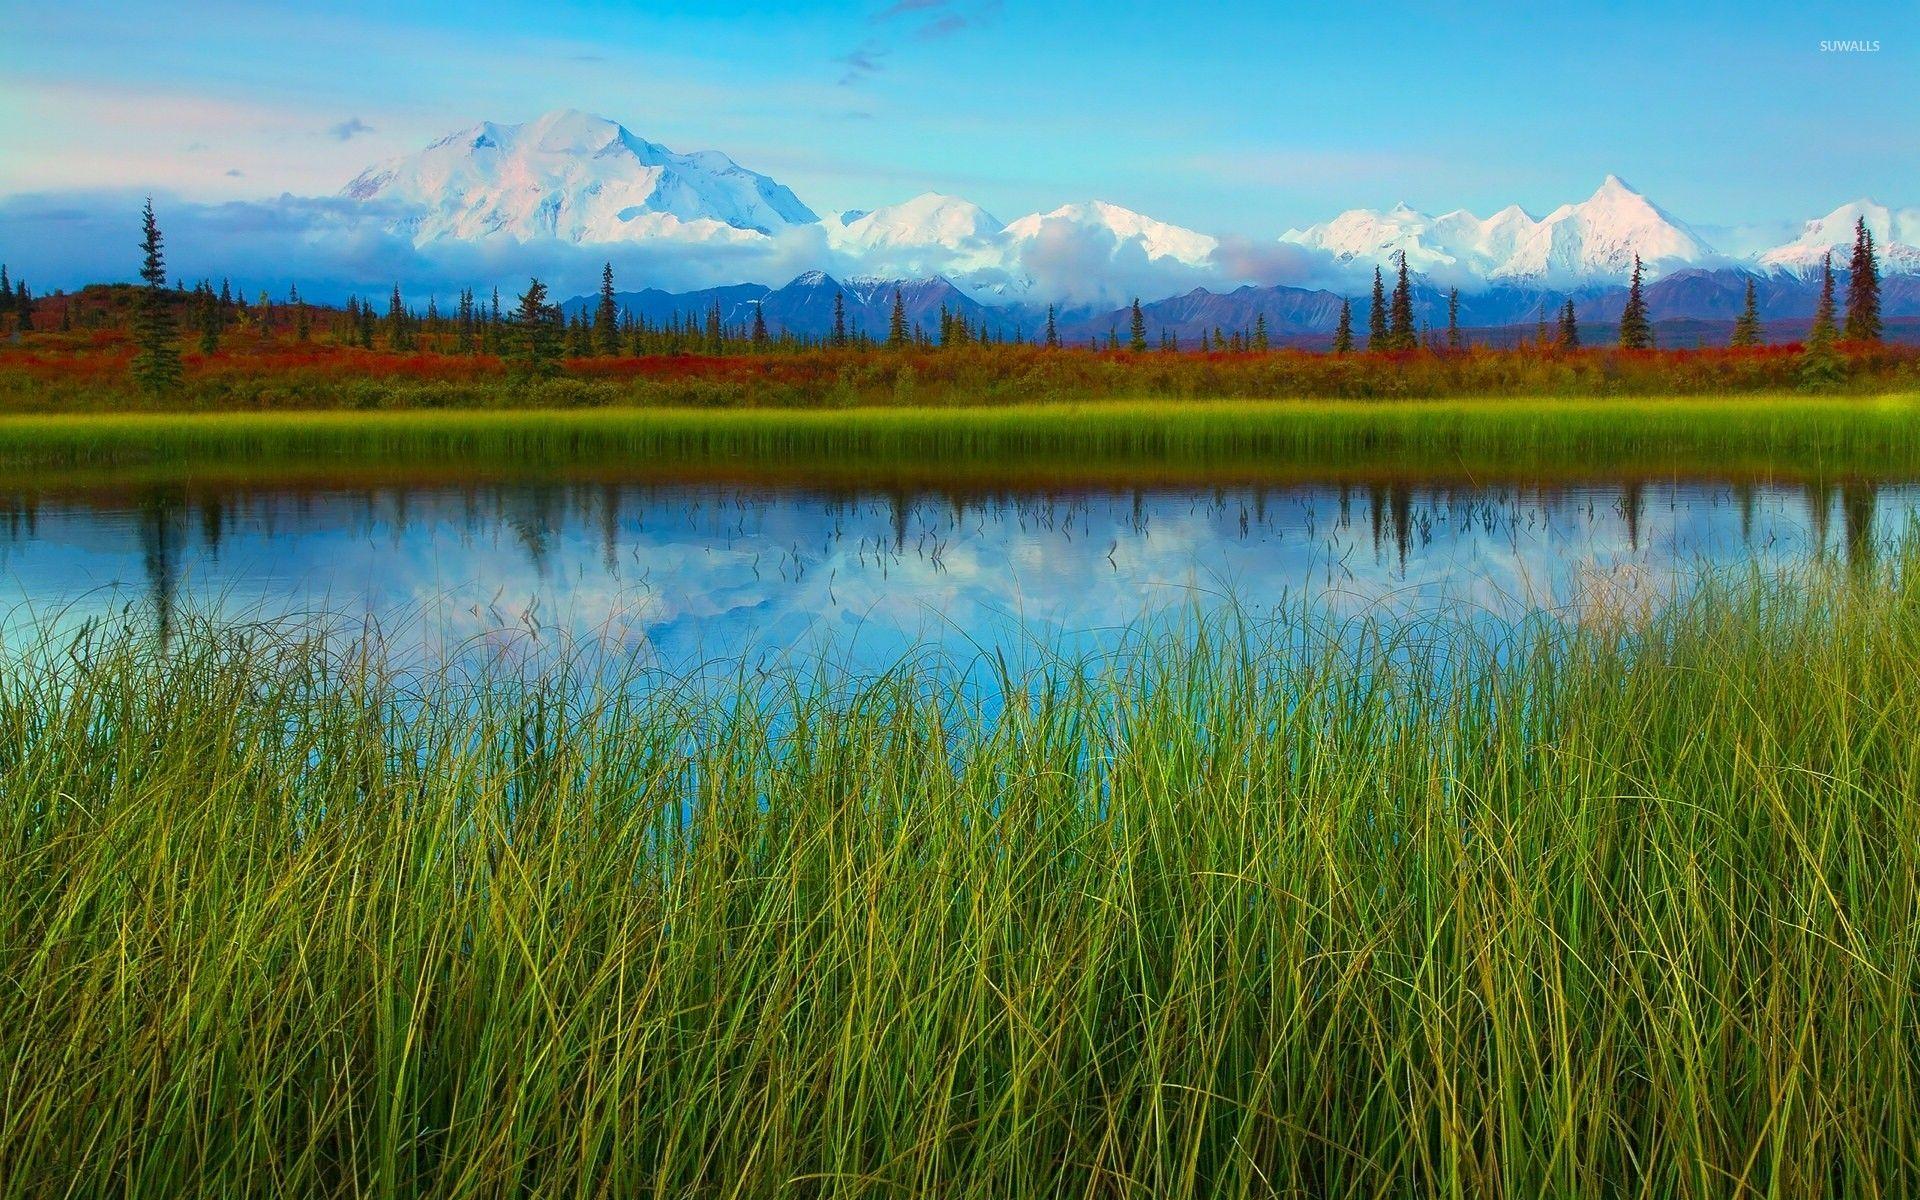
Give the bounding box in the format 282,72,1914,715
6,393,1920,486
3,540,1918,1196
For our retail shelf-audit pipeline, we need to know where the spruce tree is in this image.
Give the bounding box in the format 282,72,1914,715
1366,266,1388,351
1332,298,1354,355
198,285,220,355
386,285,410,351
831,291,847,348
595,262,621,355
13,284,30,333
1253,312,1269,352
131,199,181,393
0,266,11,324
1044,305,1059,349
1730,277,1761,348
1445,288,1461,351
1800,253,1843,389
510,277,561,378
887,290,907,348
1618,255,1652,349
1558,298,1580,349
1388,254,1415,350
569,310,594,358
750,303,769,350
1844,216,1881,343
1128,297,1147,352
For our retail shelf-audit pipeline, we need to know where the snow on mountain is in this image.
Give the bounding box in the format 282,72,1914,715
1497,176,1716,282
1756,199,1920,276
343,109,819,245
986,200,1218,305
825,193,1013,296
342,113,1917,307
830,193,1005,255
1281,177,1716,285
1002,200,1217,266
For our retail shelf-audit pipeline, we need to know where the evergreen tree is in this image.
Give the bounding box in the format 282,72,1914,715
13,284,30,333
386,285,410,351
1388,253,1415,350
198,284,221,355
1730,277,1761,348
454,290,473,354
750,302,769,350
1558,298,1580,349
1800,253,1843,389
357,296,376,350
0,266,11,323
1618,255,1652,349
1252,312,1269,352
510,277,562,378
292,285,311,343
1044,305,1059,349
131,199,181,393
704,302,724,355
887,290,907,348
1844,217,1882,343
831,291,847,348
1128,297,1147,352
1332,298,1354,355
1445,288,1461,351
1366,266,1388,350
568,310,594,358
595,262,622,355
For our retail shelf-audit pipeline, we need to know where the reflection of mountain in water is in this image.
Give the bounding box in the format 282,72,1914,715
0,478,1904,670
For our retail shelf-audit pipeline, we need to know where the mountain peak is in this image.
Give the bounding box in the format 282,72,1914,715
344,112,818,243
522,109,627,154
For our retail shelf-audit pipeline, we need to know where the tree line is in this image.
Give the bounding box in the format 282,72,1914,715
84,201,1891,394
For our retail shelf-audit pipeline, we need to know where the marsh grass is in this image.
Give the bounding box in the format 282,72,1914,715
6,394,1920,488
3,547,1920,1197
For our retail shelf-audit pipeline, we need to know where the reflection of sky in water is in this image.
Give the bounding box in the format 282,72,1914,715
1,480,1910,675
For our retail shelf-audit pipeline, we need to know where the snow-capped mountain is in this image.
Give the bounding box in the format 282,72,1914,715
1756,199,1920,276
1281,177,1717,285
1002,200,1217,267
343,109,818,245
825,193,1012,294
829,193,1005,258
341,111,1915,309
825,196,1219,305
1501,176,1716,281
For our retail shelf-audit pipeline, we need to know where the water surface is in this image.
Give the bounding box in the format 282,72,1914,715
3,471,1910,674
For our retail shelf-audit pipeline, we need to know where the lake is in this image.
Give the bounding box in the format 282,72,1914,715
4,468,1910,676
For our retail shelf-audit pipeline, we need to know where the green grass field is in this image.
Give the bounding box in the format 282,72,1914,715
4,540,1918,1197
6,393,1920,488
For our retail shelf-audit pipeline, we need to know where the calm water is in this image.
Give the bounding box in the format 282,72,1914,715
1,474,1911,673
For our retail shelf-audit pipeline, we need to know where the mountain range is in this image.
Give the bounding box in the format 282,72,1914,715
350,109,1920,338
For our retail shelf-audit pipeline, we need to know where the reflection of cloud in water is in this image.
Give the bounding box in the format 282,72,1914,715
2,481,1912,677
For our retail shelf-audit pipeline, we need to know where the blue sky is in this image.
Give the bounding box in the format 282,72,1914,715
2,0,1915,236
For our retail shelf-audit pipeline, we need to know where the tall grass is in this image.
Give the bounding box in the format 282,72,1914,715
7,394,1920,487
3,547,1919,1197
